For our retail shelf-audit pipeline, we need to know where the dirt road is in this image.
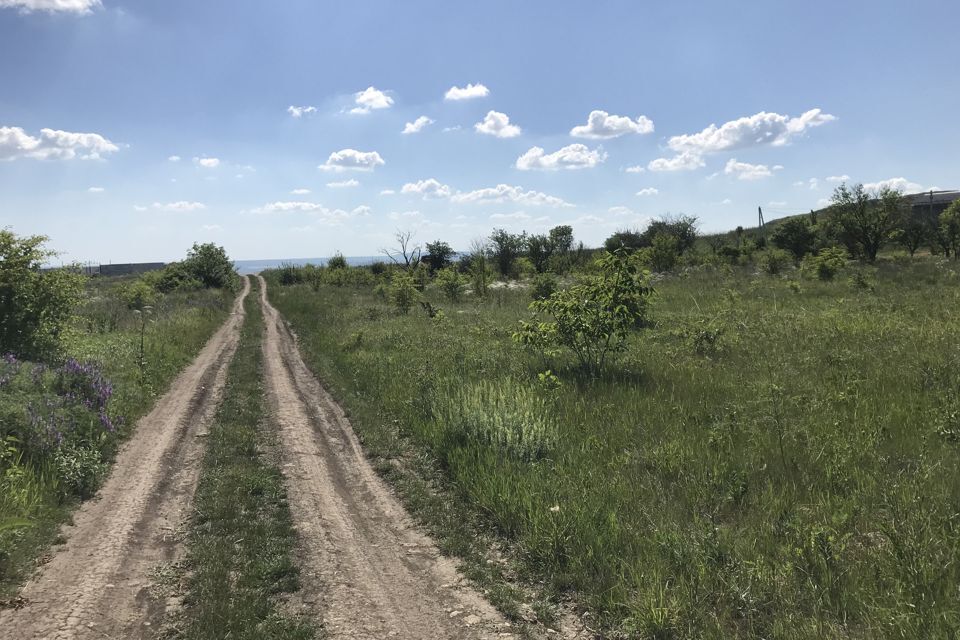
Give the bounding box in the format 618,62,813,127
0,277,250,640
258,275,513,639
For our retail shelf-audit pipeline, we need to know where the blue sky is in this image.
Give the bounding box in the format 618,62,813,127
1,0,958,263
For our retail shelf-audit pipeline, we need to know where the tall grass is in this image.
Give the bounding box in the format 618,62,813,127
265,257,960,639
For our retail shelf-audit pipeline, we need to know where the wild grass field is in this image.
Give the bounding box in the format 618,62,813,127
265,256,960,639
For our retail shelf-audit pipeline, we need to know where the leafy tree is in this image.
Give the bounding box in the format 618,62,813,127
182,242,238,290
435,266,468,302
389,271,419,314
327,252,348,269
526,234,553,273
771,217,818,261
514,249,653,375
939,200,960,259
604,229,646,252
647,233,680,272
830,183,904,262
423,240,455,272
0,230,84,360
643,215,699,255
895,211,928,257
466,239,494,297
489,228,528,279
548,225,574,255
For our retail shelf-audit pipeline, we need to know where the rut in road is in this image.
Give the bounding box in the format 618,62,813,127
258,275,515,639
0,277,250,640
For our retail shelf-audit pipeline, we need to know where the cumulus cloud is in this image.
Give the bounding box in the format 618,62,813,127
193,156,220,168
826,174,851,183
319,148,385,172
490,212,531,221
290,188,311,195
326,179,360,188
863,177,924,193
401,178,452,199
287,105,317,118
451,184,572,207
570,110,654,139
647,151,705,172
402,115,434,135
250,201,370,223
152,201,206,212
87,186,104,193
636,187,659,196
516,143,606,170
0,0,100,13
474,111,521,138
649,108,835,172
625,165,646,173
724,158,776,180
0,126,118,161
444,83,489,101
350,87,393,114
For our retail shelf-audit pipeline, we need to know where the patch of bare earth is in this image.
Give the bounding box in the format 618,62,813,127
0,277,250,640
258,275,523,639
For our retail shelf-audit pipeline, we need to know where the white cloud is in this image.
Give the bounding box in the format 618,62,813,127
350,86,393,114
389,210,424,221
168,155,181,162
570,110,654,139
402,115,434,134
250,201,370,223
724,158,774,180
720,198,732,205
290,188,311,195
451,184,572,207
87,186,104,193
0,0,100,13
809,178,819,190
625,165,646,173
287,105,317,118
133,205,148,212
649,108,835,173
152,201,206,212
201,224,222,232
863,177,924,193
0,126,118,161
444,83,490,101
319,148,385,172
442,125,462,132
636,187,659,196
768,200,788,206
609,206,634,216
326,178,360,188
401,178,452,199
193,156,220,168
474,111,521,138
380,189,396,195
826,174,850,183
647,151,705,172
490,211,531,221
516,143,606,170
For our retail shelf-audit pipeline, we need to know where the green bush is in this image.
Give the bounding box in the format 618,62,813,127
389,271,419,314
435,267,467,302
53,444,107,500
530,273,558,300
758,248,793,275
803,247,848,281
327,253,348,269
648,233,680,272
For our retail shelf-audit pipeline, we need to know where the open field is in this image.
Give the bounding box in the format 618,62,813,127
264,257,960,639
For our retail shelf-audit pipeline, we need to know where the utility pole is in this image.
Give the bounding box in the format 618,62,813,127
758,206,765,240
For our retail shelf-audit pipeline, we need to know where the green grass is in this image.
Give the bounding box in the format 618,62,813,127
0,280,232,600
169,277,315,640
265,256,960,639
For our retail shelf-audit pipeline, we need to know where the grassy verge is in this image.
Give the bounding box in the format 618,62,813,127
168,276,314,640
265,257,960,639
0,282,232,599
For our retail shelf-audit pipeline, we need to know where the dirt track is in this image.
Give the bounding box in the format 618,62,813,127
0,277,250,640
258,275,513,639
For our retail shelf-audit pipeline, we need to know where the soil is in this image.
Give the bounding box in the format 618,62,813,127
257,275,516,639
0,277,250,640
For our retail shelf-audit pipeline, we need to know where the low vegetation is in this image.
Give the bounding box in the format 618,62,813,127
264,191,960,637
0,233,237,596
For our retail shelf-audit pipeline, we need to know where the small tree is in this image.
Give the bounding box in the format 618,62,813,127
604,228,646,252
526,234,553,273
771,217,817,261
548,225,574,255
940,200,960,259
389,271,419,314
896,211,928,257
381,229,421,269
435,266,468,302
327,252,348,269
466,239,493,298
182,242,238,290
423,240,455,272
489,228,527,279
647,233,680,272
514,249,653,375
643,215,699,254
830,183,904,262
0,230,84,360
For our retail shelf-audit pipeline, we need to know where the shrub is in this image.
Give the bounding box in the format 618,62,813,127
940,200,960,259
182,242,239,291
530,273,558,300
758,248,793,275
121,280,157,311
514,249,653,375
648,233,680,272
0,230,84,360
276,263,303,286
54,444,107,500
771,217,817,260
803,247,848,281
435,267,468,302
389,271,419,314
327,253,348,270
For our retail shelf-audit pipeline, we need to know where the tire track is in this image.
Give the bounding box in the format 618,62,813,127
0,276,250,640
258,275,515,639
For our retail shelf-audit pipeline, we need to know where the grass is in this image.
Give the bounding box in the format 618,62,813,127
264,256,960,639
0,278,232,599
168,276,315,640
